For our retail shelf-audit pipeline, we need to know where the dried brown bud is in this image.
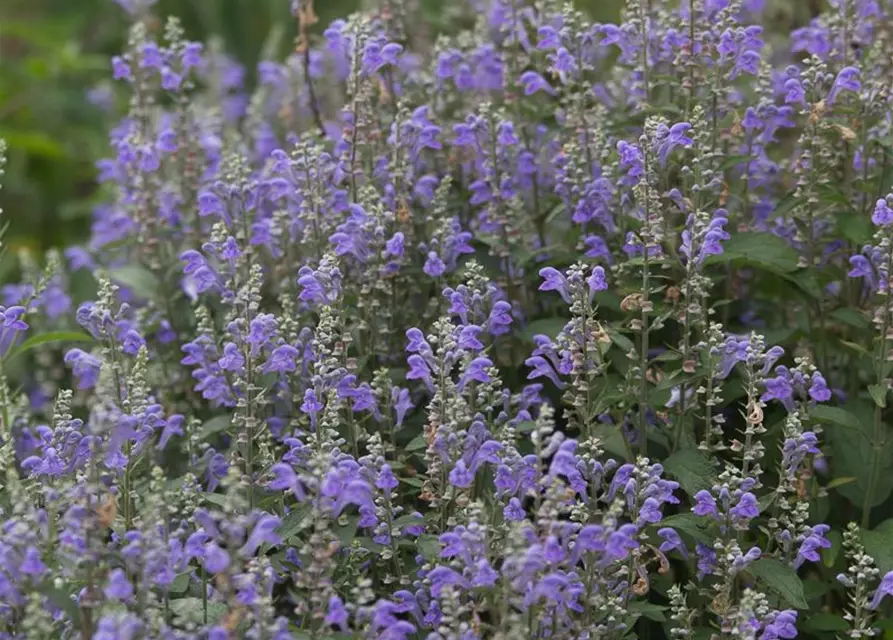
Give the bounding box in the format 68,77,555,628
665,286,681,303
809,100,826,125
747,402,764,425
632,575,650,596
837,124,856,141
621,293,643,312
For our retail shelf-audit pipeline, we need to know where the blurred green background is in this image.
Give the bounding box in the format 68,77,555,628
0,0,628,261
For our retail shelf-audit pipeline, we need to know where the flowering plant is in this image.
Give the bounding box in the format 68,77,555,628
3,0,893,637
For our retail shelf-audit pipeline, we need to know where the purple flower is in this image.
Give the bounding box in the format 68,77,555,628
848,254,877,290
385,232,405,258
263,345,300,373
587,266,608,293
729,492,760,521
784,78,806,105
538,267,571,303
658,528,688,559
182,42,203,69
696,543,717,579
584,235,612,262
762,372,795,411
873,199,893,226
504,497,525,521
362,40,403,75
325,596,348,631
157,415,184,450
377,464,399,492
487,301,513,335
392,387,413,426
449,459,474,488
19,547,47,576
693,490,718,518
240,515,282,557
423,252,446,277
655,123,693,165
406,354,434,392
161,67,182,91
203,543,230,573
828,67,861,104
459,356,493,389
762,610,798,640
0,306,28,331
198,192,225,218
112,56,132,81
808,372,831,402
64,349,102,390
869,571,893,610
269,463,305,499
105,569,134,601
457,325,484,351
301,388,323,417
520,71,555,96
794,524,831,569
218,342,245,372
140,42,163,69
525,355,565,388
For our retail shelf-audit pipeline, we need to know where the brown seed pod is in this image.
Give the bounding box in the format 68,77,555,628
96,497,117,528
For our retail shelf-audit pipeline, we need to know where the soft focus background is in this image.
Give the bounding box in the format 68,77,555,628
0,0,617,263
0,0,821,264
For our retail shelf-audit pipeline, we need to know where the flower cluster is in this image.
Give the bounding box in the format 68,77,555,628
5,0,893,637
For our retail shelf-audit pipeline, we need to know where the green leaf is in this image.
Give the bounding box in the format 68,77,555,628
826,477,857,489
605,328,635,353
861,519,893,574
663,449,717,496
520,317,569,342
772,191,799,218
277,503,312,540
417,534,441,561
169,597,228,625
626,601,666,622
803,613,849,633
747,558,809,609
406,435,427,452
824,529,843,568
656,513,712,544
828,403,893,508
590,423,632,460
515,421,536,433
712,232,799,274
39,582,80,622
869,383,889,408
810,405,866,435
0,129,65,158
830,307,871,330
203,493,228,508
200,416,232,439
108,265,160,298
4,330,93,363
169,570,193,594
333,516,359,550
839,339,871,357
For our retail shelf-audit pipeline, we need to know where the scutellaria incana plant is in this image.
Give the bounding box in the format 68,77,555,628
4,0,893,637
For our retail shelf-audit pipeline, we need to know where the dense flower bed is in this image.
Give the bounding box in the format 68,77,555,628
2,0,893,637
